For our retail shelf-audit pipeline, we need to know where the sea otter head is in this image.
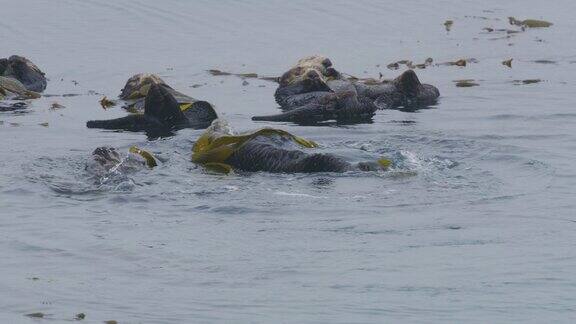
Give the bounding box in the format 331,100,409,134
119,73,167,100
3,55,47,92
91,147,122,169
279,55,340,90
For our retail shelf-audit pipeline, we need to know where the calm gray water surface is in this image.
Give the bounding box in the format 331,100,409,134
1,0,576,323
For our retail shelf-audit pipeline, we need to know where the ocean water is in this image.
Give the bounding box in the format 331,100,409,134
1,0,576,323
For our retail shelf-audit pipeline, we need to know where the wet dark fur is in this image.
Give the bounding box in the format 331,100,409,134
259,65,439,123
369,70,440,109
224,135,385,173
225,137,352,173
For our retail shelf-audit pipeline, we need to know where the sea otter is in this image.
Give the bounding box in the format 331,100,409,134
0,55,47,92
0,55,46,111
86,74,217,133
192,119,390,173
252,55,439,123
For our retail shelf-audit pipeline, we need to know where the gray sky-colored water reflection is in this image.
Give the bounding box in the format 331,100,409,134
1,0,576,323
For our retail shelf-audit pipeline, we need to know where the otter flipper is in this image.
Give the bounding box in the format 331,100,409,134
144,83,186,125
394,69,421,97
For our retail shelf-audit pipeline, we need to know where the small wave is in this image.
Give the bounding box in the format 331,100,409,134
274,191,328,199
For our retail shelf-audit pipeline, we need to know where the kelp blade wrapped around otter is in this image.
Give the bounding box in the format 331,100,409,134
192,123,317,168
192,120,391,173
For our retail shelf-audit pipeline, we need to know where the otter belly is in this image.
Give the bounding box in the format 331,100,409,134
225,135,351,173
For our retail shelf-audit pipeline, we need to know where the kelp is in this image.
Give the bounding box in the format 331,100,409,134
509,17,553,28
444,20,453,32
25,313,45,318
192,126,317,170
533,60,556,64
437,58,478,67
237,73,258,78
50,102,65,110
208,69,274,82
203,162,234,174
129,146,158,168
258,76,280,83
208,69,232,76
99,96,116,109
454,79,479,87
387,58,432,70
377,158,392,169
502,58,513,68
513,79,542,85
464,15,492,20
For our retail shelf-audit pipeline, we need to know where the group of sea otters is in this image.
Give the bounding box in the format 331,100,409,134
1,55,440,174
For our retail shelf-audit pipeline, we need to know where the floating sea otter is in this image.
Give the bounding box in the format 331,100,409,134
0,55,47,111
86,73,218,133
87,146,158,175
0,55,47,93
252,55,439,123
192,119,390,173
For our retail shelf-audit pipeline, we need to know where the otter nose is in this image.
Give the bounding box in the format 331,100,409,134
322,58,332,68
325,67,338,77
306,70,321,80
